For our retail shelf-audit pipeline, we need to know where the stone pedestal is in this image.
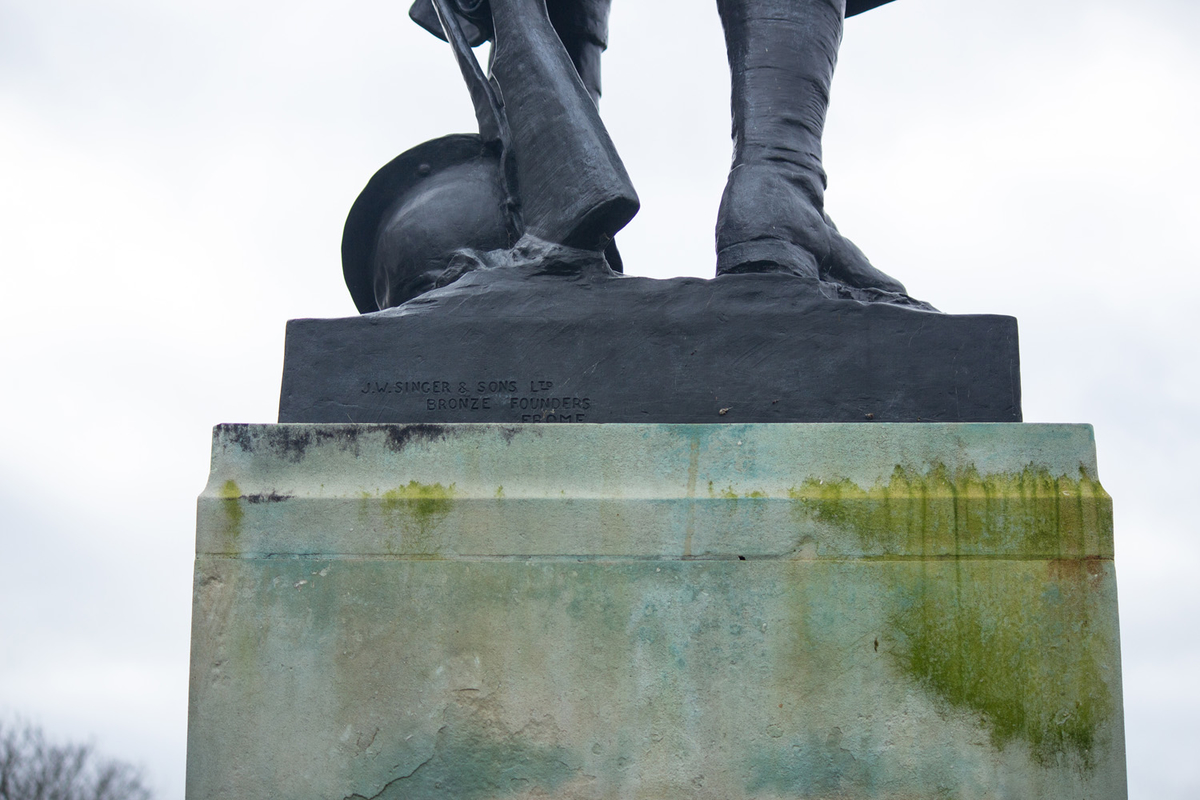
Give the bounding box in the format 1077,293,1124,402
186,423,1125,799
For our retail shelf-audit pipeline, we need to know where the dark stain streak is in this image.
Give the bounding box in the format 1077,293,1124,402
316,426,364,452
244,492,292,504
383,423,452,452
263,428,314,462
218,423,254,453
219,423,460,460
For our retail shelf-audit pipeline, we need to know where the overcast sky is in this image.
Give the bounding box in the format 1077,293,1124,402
1,0,1197,797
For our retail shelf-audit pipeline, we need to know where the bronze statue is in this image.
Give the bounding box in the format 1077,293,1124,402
343,0,909,312
290,0,1025,427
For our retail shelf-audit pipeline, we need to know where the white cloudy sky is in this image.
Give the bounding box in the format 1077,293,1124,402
1,0,1197,797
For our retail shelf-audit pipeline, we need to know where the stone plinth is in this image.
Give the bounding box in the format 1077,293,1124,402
187,423,1125,799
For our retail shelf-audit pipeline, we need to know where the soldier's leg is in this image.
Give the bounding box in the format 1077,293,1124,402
488,0,636,250
546,0,611,107
715,0,905,293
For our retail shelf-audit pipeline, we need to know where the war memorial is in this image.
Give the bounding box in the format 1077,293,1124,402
185,1,1127,797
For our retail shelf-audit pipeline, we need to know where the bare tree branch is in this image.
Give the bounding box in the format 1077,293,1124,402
0,720,153,800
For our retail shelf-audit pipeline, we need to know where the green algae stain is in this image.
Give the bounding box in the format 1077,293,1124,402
783,463,1116,768
378,481,456,554
787,464,1112,559
891,561,1115,768
219,479,243,540
381,480,455,522
709,485,767,501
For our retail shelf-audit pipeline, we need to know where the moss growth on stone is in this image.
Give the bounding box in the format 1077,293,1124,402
219,479,243,540
786,464,1112,559
891,561,1114,768
709,484,768,501
783,464,1115,767
381,481,455,522
377,481,456,554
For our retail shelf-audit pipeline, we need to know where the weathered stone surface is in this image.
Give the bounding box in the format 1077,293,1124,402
278,271,1022,424
187,423,1125,799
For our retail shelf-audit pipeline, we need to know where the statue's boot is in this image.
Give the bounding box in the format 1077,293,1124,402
714,0,905,294
488,0,638,250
